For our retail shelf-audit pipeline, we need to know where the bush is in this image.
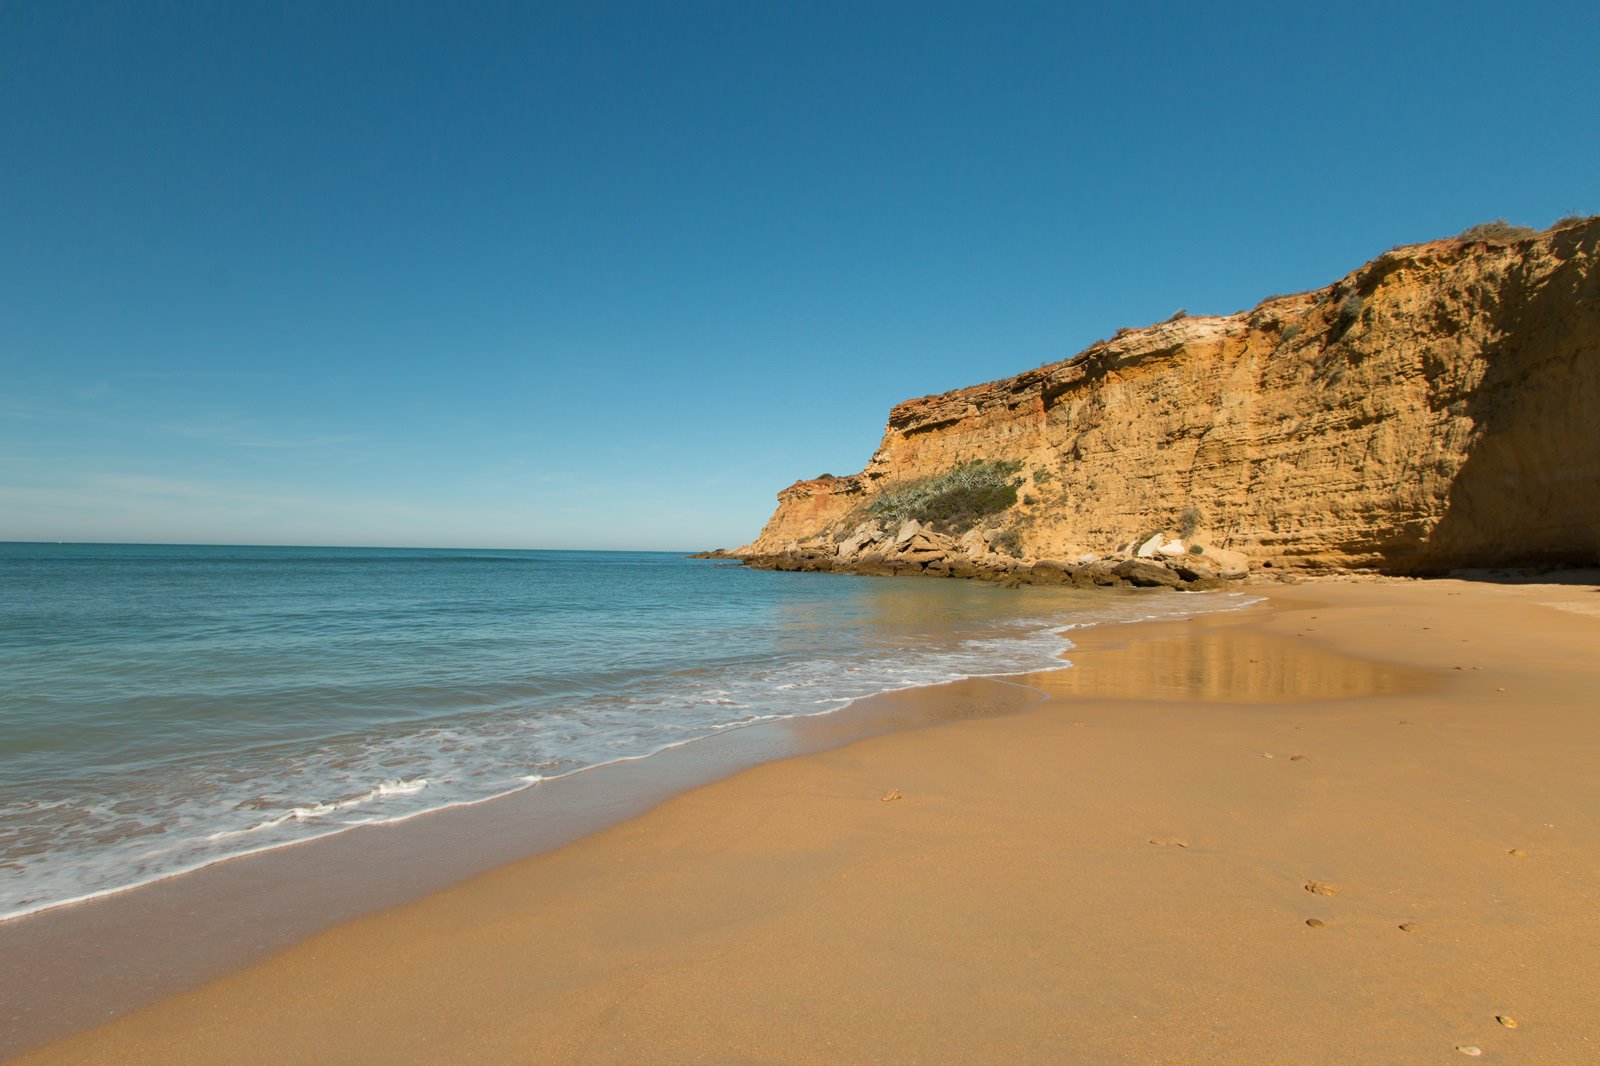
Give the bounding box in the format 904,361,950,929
1458,220,1537,243
1337,294,1364,324
1179,505,1202,538
990,528,1024,558
1280,323,1302,342
1552,215,1592,230
869,460,1023,532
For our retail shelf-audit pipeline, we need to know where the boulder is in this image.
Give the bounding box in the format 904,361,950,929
891,520,926,547
957,528,991,557
836,524,885,560
1077,560,1128,587
1026,559,1075,585
1171,559,1220,582
947,559,985,579
1114,559,1183,588
1196,546,1250,579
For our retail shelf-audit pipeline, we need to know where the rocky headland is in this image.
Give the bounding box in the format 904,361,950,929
723,217,1599,590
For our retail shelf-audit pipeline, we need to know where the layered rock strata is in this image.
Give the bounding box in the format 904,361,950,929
733,218,1600,585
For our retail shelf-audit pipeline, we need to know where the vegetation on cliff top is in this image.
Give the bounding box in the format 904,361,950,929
1458,219,1538,244
869,460,1023,533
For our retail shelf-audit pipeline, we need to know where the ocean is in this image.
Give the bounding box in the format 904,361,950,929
0,542,1246,920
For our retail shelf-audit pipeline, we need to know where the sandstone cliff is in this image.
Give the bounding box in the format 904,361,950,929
738,217,1599,579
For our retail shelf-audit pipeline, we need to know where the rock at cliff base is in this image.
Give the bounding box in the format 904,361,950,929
836,524,885,560
891,520,926,547
1114,559,1183,588
1026,560,1075,585
957,529,991,557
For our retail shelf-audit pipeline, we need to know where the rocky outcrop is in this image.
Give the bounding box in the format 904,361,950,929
741,516,1235,590
735,217,1600,581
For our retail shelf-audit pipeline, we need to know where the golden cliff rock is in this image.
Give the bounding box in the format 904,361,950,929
738,218,1599,579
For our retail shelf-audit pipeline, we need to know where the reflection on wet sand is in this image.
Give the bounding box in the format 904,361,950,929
1022,618,1430,704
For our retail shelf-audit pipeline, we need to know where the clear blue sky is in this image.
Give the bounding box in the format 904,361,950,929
3,1,1595,550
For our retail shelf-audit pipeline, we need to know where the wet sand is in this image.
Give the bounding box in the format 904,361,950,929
12,576,1600,1064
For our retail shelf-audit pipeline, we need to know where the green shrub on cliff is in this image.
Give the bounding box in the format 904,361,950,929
869,460,1023,532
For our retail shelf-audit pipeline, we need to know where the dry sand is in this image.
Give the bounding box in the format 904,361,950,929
12,576,1600,1064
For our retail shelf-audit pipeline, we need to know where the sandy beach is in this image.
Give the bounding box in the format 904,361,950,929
11,575,1600,1065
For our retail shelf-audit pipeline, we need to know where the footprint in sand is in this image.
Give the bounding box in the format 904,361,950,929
1290,754,1307,761
1148,837,1189,848
1304,881,1338,896
1509,848,1528,857
1497,1015,1518,1029
1457,1046,1482,1057
1304,918,1325,928
1398,922,1419,933
879,788,902,802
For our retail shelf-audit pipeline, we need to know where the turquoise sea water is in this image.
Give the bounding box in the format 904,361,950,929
0,543,1245,919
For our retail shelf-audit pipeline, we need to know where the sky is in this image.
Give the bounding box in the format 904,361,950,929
2,1,1596,550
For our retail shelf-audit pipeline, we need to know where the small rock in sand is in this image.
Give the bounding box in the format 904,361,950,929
1304,881,1338,896
880,788,902,802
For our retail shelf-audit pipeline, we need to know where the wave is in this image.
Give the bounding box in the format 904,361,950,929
0,581,1262,923
205,778,430,842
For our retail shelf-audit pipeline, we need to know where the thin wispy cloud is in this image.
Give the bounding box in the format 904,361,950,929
160,415,365,450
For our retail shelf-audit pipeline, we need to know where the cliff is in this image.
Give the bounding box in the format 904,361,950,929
737,217,1600,582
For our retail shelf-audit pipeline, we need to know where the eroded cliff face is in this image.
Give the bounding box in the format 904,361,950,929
741,218,1600,574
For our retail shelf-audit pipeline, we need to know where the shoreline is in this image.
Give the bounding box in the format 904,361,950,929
11,574,1600,1063
0,587,1255,1059
0,674,1050,1059
1,573,1234,930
